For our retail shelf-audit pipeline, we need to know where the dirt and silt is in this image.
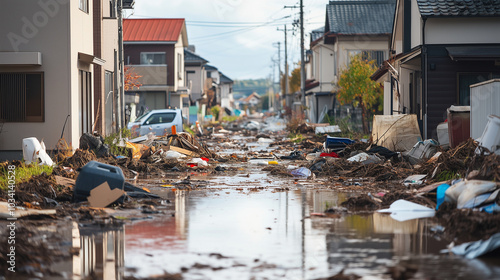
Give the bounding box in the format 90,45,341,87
1,119,500,279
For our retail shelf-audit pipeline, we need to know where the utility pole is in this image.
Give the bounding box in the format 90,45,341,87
277,25,289,111
272,42,282,97
285,2,306,109
300,0,305,108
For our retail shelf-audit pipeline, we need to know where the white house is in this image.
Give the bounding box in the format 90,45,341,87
0,0,123,159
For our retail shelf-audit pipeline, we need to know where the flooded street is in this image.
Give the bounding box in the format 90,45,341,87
32,132,500,280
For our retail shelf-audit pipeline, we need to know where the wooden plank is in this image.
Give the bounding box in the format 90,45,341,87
170,145,199,157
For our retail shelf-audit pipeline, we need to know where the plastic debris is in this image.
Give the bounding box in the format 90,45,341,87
403,174,427,186
377,199,435,222
22,137,54,166
436,184,451,210
447,232,500,259
290,167,312,178
445,180,498,209
347,153,383,165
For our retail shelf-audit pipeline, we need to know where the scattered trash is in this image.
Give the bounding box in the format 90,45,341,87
447,232,500,259
79,133,110,157
445,180,498,209
377,199,435,222
187,158,209,168
315,125,341,134
0,202,56,219
280,150,304,160
324,136,355,150
372,114,422,152
290,167,311,178
22,137,54,166
319,152,339,158
447,105,470,149
403,174,427,186
87,182,126,208
404,139,439,164
476,115,500,155
366,145,398,160
257,138,274,144
437,122,449,148
74,161,125,203
347,152,383,165
436,184,450,210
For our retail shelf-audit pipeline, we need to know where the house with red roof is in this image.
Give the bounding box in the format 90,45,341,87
123,18,189,120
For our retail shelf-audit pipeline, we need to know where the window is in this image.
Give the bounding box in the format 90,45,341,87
79,0,89,13
140,52,166,65
348,50,386,67
177,53,182,80
109,0,116,18
0,73,44,122
145,113,176,125
79,70,92,134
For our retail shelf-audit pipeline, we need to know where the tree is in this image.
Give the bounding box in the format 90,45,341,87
337,54,383,134
280,67,301,95
124,66,142,91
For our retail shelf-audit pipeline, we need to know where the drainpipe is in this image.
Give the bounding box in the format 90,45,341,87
118,0,125,130
422,17,428,139
114,50,119,133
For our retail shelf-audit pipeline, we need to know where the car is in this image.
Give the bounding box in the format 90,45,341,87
127,109,184,137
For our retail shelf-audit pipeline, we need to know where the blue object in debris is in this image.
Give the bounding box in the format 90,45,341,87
325,136,355,149
436,183,450,210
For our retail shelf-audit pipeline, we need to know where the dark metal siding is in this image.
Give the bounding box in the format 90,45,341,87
124,44,175,86
426,45,500,139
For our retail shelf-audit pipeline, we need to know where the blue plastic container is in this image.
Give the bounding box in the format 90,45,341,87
325,136,355,149
74,161,125,202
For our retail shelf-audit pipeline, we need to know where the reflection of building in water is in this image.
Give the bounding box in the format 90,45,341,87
125,190,188,252
66,221,125,279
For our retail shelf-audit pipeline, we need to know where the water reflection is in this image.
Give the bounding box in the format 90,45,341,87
60,187,500,279
51,222,125,279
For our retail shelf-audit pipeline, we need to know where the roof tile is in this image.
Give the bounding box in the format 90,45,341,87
416,0,500,17
124,18,185,42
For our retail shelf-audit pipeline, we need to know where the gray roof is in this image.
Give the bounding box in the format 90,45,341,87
417,0,500,17
220,72,233,84
204,65,218,71
184,48,208,65
310,26,325,42
325,0,396,35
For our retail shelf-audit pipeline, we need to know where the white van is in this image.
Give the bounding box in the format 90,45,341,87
127,109,184,137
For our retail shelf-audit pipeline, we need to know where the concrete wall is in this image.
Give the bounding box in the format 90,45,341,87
0,0,73,152
312,43,336,92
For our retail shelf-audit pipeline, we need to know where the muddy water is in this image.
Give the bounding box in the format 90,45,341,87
43,137,500,279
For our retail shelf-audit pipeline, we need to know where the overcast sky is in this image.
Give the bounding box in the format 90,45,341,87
127,0,327,81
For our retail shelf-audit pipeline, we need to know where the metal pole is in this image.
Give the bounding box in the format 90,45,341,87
284,24,288,109
300,0,306,108
118,0,124,130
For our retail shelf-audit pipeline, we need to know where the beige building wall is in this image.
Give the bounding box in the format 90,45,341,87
174,34,185,91
337,37,390,70
0,0,72,151
425,17,500,45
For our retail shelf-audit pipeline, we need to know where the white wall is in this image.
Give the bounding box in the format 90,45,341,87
70,0,94,146
174,33,185,91
410,0,422,49
426,17,500,45
0,0,73,151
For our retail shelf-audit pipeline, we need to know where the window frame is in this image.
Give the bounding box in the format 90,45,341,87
140,52,166,65
79,0,89,13
0,72,44,123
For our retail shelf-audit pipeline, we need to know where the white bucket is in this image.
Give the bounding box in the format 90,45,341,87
22,137,54,166
476,115,500,155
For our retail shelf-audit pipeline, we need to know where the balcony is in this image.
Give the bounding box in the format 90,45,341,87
127,65,168,86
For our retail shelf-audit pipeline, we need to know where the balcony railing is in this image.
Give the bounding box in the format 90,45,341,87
128,64,168,86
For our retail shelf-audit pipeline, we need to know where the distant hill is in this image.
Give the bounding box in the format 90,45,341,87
233,79,270,98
